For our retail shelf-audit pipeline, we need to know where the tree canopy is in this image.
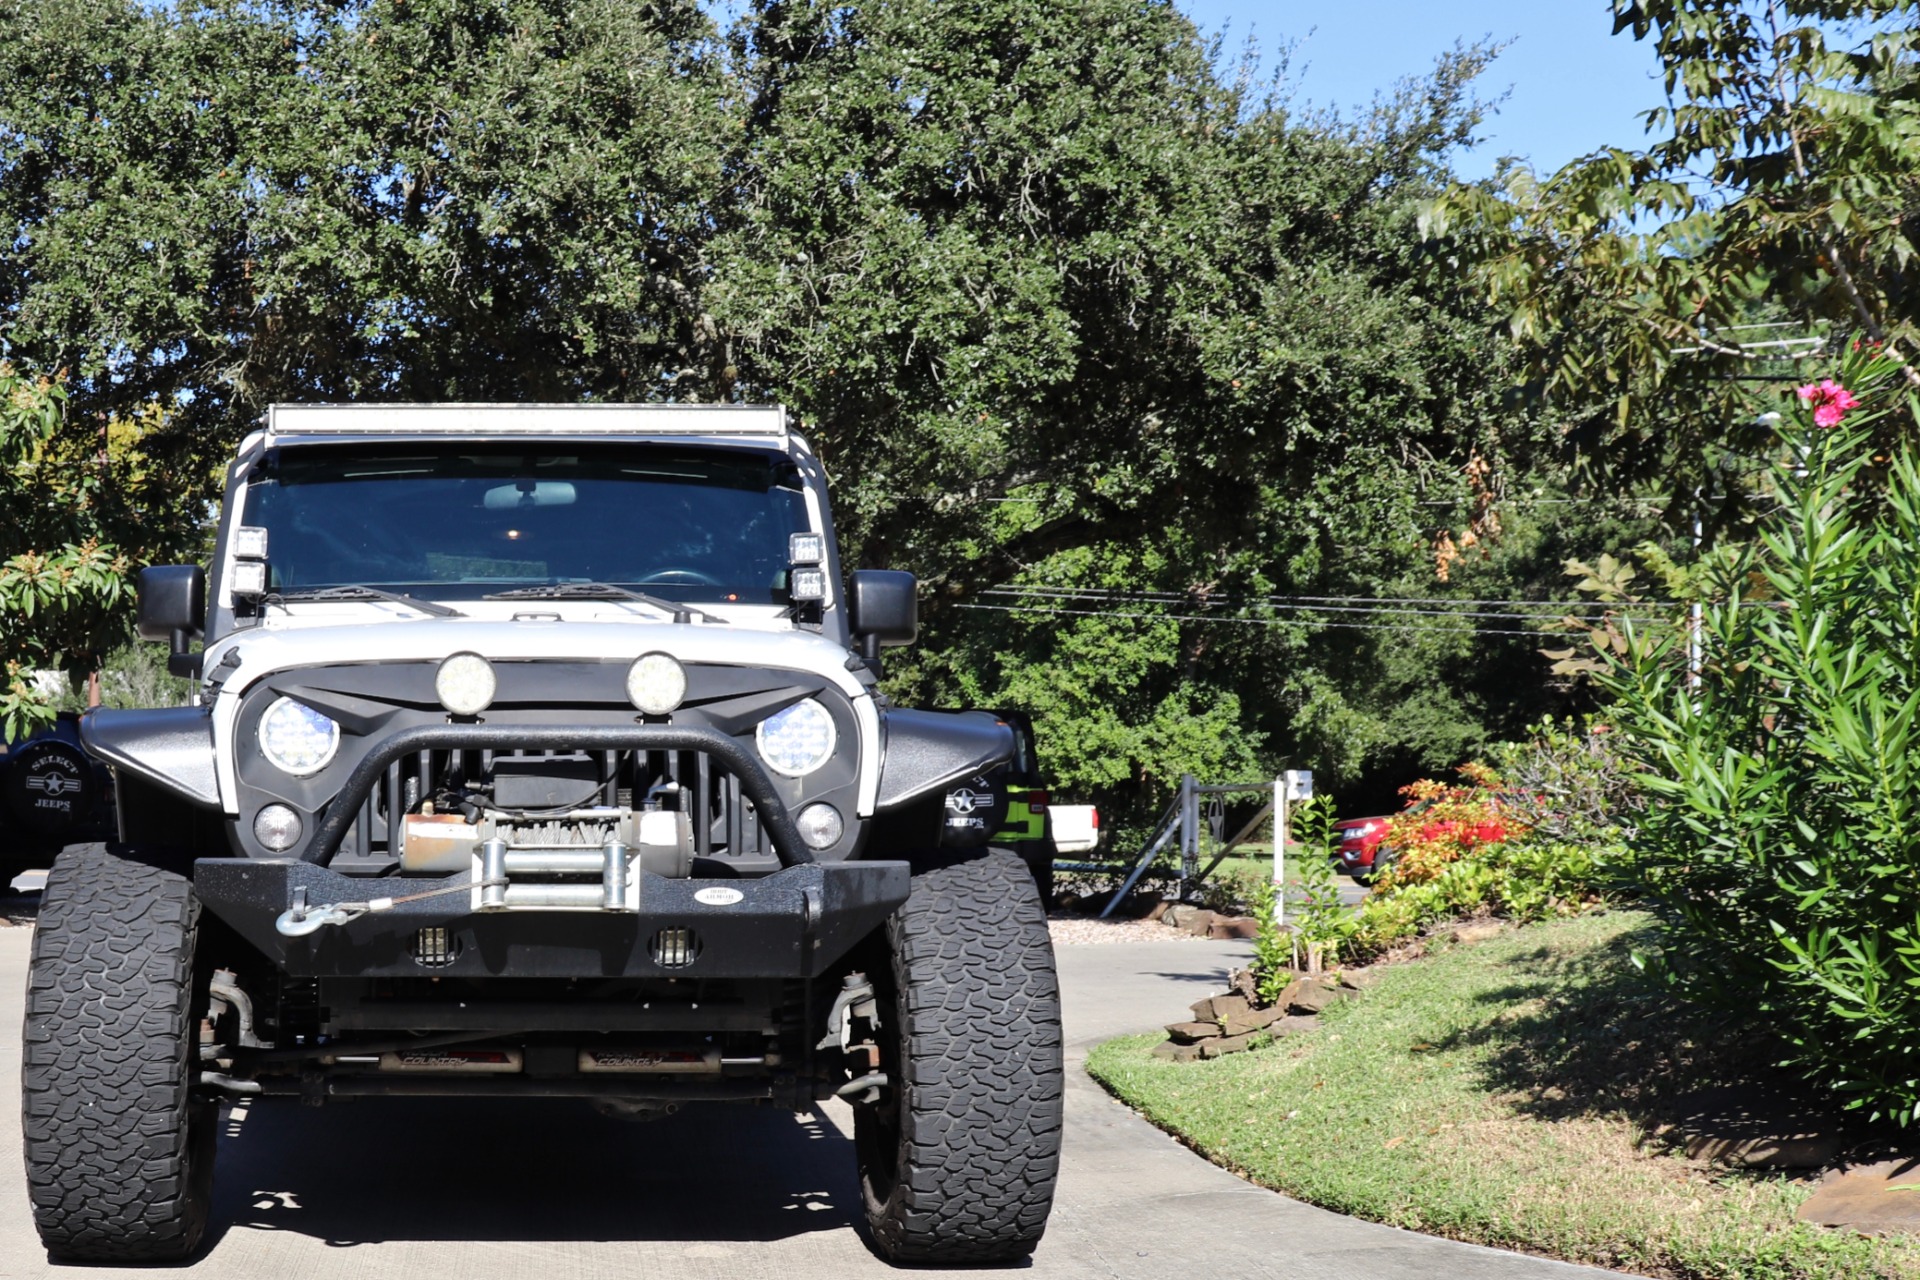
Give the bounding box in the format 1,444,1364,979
0,0,1640,822
1424,0,1920,507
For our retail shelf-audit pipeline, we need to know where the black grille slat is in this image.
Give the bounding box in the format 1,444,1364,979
694,754,712,857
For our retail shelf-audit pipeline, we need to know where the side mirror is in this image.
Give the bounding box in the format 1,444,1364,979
847,570,918,661
137,565,206,678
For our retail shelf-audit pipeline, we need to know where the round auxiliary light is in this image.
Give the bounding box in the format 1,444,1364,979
796,802,844,850
756,698,836,778
257,697,340,777
627,652,687,715
436,652,497,716
253,803,303,853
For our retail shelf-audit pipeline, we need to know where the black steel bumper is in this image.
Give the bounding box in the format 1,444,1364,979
194,857,909,979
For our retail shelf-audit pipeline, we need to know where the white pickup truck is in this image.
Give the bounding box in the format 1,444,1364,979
1052,804,1100,854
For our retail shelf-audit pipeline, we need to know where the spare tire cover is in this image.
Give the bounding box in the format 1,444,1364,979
940,768,1010,848
4,739,95,834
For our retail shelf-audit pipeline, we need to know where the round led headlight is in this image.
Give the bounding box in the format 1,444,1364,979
756,698,836,778
257,697,340,777
626,652,686,715
253,803,303,852
796,802,844,850
436,652,497,716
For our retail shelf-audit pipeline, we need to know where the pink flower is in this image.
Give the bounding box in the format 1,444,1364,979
1797,379,1861,428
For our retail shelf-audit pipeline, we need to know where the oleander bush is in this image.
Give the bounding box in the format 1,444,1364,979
1599,343,1920,1121
1485,716,1645,844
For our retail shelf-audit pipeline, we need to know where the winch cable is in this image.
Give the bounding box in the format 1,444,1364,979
274,875,506,937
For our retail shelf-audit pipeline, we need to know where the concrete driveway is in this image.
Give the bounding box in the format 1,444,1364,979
0,911,1612,1279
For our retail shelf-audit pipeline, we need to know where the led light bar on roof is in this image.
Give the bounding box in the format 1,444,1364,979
266,403,789,438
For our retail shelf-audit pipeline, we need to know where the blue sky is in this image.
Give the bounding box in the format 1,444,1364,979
1176,1,1670,180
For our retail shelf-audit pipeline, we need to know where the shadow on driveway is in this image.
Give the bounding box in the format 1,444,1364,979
209,1095,865,1251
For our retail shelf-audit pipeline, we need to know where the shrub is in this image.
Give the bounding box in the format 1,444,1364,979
1334,745,1622,961
1598,343,1920,1121
1379,765,1517,887
1485,716,1644,843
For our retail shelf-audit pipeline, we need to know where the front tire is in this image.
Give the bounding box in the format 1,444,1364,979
21,844,216,1262
1368,845,1401,886
855,848,1064,1263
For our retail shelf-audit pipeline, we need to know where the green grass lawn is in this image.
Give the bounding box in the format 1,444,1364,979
1087,912,1920,1280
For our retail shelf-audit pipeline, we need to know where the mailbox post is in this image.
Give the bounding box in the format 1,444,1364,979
1272,769,1313,926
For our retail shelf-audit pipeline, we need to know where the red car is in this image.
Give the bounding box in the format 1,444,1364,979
1335,814,1394,883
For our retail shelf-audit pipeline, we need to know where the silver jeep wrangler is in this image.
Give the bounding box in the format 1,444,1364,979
21,404,1061,1265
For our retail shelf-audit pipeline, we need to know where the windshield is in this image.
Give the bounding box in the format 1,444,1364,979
240,443,812,604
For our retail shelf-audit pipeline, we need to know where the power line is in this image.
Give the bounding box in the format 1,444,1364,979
978,587,1668,617
958,600,1622,638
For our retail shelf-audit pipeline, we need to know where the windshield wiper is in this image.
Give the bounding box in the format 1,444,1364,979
270,586,467,618
482,582,713,623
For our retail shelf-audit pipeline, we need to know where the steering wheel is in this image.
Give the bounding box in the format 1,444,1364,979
635,567,724,587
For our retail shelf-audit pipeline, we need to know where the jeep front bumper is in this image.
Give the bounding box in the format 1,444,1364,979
195,857,908,979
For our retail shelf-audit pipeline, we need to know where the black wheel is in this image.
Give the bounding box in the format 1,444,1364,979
21,844,216,1262
1368,845,1401,886
854,847,1064,1263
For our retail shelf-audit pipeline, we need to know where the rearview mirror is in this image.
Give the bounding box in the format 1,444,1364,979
484,480,577,510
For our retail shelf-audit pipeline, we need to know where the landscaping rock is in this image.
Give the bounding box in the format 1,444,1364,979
1658,1085,1844,1171
1220,1005,1287,1038
1150,1041,1204,1063
1336,966,1378,991
1144,901,1172,923
1163,903,1207,930
1278,975,1346,1015
1795,1159,1920,1233
1451,921,1507,945
1266,1014,1321,1037
1208,915,1261,940
1180,911,1219,937
1163,1021,1219,1044
1200,1032,1261,1058
1190,994,1250,1023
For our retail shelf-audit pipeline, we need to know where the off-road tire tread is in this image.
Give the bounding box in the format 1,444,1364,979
866,847,1064,1263
22,843,213,1261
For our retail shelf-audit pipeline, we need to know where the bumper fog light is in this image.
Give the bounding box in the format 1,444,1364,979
650,928,700,969
796,802,844,850
254,803,303,852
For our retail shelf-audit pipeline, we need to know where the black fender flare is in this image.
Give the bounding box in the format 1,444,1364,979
873,709,1015,813
78,707,220,809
